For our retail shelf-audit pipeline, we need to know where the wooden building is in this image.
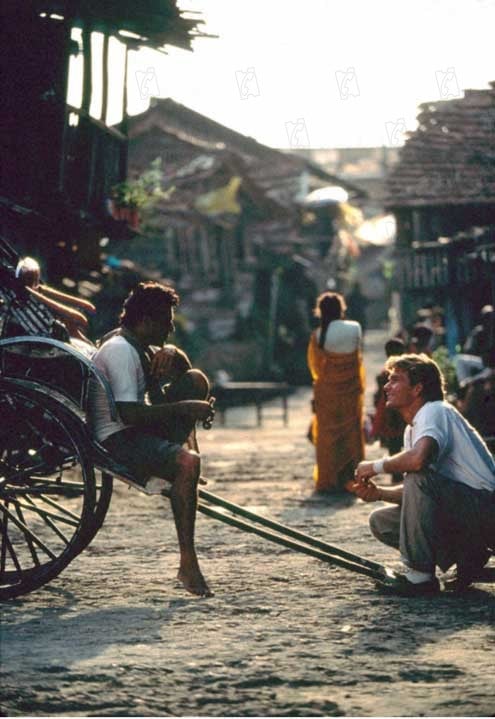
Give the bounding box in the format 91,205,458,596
125,98,364,300
121,100,365,379
1,1,205,281
385,83,495,343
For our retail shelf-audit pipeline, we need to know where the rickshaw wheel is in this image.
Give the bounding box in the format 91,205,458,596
0,384,97,600
74,471,113,552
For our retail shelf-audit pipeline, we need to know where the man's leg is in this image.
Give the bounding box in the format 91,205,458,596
399,472,440,574
435,481,492,581
369,474,442,595
151,369,212,595
168,446,212,597
369,505,401,549
102,430,212,597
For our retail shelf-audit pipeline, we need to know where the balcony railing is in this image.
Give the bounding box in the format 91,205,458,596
396,238,495,290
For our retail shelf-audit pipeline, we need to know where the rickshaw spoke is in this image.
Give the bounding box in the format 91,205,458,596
13,501,41,566
16,496,79,527
18,477,87,495
0,512,8,575
37,493,82,521
0,517,22,574
2,462,51,483
20,496,71,545
1,503,57,560
4,479,86,501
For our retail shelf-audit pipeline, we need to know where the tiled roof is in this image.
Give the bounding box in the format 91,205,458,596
385,84,495,208
127,99,366,202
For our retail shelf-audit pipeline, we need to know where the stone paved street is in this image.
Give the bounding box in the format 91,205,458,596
1,330,495,717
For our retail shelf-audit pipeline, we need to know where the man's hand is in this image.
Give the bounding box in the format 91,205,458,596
354,460,378,482
150,346,176,379
346,476,381,502
176,400,212,422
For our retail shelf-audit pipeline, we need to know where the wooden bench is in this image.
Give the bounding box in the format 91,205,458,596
212,381,290,427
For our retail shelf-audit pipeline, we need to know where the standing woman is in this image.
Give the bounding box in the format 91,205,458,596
307,291,365,493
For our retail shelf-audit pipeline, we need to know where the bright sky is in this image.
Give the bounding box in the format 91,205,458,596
83,0,495,149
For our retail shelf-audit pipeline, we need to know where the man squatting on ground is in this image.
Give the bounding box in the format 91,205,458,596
348,353,495,597
90,282,213,597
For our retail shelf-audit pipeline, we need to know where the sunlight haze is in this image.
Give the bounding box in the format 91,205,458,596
75,0,495,148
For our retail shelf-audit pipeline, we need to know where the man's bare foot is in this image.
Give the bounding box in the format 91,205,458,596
177,567,214,597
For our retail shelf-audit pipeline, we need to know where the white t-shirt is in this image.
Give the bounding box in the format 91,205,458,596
89,335,146,442
404,400,495,492
316,319,362,353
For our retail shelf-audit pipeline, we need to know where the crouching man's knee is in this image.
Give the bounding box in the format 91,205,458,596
369,506,400,549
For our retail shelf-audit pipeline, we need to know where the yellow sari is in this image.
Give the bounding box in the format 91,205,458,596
307,332,365,491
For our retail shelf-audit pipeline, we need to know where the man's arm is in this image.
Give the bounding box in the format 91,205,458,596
356,436,438,480
117,399,211,427
347,436,438,505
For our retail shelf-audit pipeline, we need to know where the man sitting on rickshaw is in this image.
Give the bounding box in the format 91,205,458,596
89,282,213,597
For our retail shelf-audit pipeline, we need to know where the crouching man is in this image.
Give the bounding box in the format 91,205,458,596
347,353,495,596
90,282,213,597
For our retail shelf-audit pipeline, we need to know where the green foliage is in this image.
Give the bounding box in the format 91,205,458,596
111,158,173,210
432,345,458,395
382,260,395,281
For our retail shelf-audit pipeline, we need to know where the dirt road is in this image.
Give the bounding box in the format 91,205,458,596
1,330,495,717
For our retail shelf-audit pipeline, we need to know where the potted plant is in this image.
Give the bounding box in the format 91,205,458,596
110,159,167,230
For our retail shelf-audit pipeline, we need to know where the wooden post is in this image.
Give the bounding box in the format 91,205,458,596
100,32,109,124
81,24,92,115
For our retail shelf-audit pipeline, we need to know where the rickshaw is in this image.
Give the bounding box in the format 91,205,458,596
0,238,396,601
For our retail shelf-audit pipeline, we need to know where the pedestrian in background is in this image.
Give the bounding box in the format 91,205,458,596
307,291,365,493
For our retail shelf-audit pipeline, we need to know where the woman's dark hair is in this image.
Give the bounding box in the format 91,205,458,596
120,282,179,328
385,337,405,357
314,292,346,348
385,353,446,401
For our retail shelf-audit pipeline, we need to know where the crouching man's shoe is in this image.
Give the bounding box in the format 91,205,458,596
444,552,492,592
443,567,488,592
375,573,440,597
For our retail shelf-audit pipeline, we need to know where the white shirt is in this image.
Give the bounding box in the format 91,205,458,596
316,319,361,353
404,400,495,492
89,335,146,442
